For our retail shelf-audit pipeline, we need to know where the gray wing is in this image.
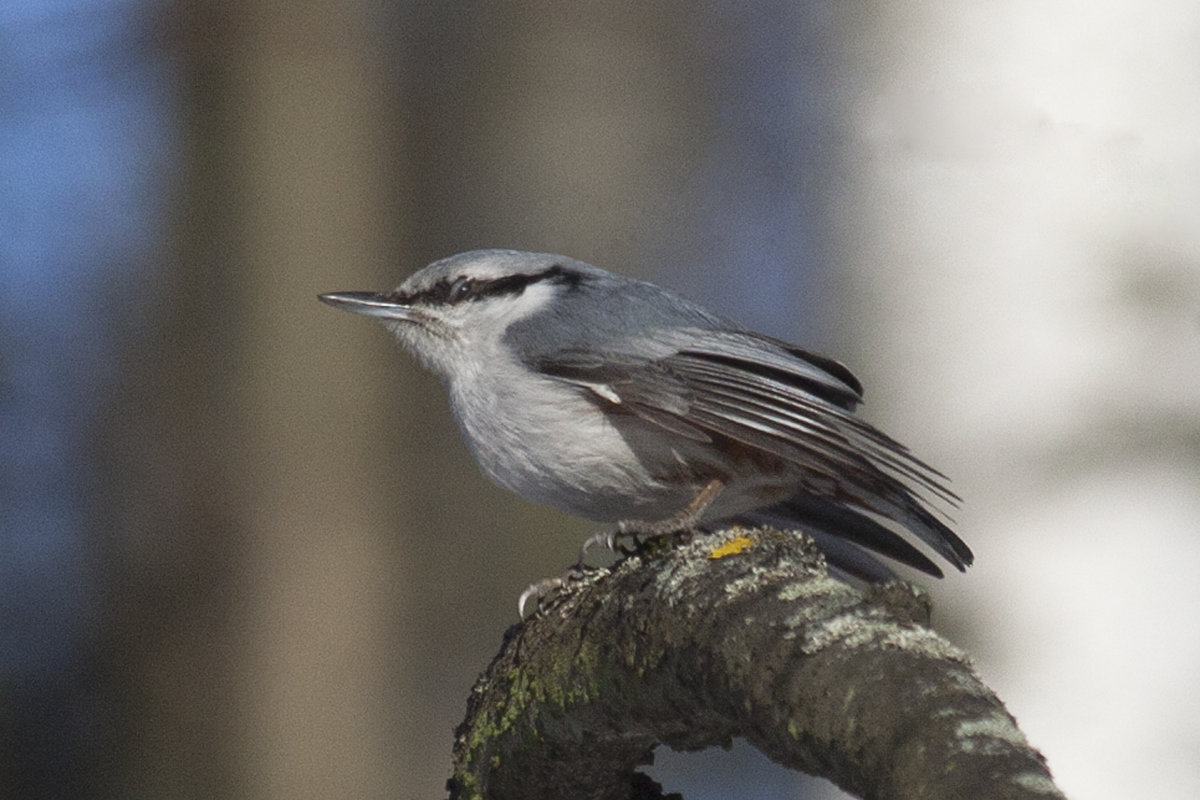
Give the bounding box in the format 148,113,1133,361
530,329,973,579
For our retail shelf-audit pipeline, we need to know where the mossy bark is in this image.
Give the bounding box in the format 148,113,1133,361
448,528,1064,800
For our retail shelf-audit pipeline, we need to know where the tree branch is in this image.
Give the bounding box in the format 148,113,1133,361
448,527,1065,800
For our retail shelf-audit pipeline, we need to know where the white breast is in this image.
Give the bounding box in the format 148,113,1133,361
445,345,689,521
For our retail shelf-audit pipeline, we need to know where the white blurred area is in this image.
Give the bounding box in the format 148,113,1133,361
840,4,1200,798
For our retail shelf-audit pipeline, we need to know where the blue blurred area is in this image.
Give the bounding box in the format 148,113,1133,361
663,3,836,346
0,0,171,791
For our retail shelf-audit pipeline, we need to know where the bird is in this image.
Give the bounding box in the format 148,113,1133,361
319,249,972,607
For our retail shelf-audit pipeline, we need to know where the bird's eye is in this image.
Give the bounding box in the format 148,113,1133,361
448,277,474,303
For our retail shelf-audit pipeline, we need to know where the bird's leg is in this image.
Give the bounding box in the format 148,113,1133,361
577,478,725,567
518,480,726,619
623,478,725,537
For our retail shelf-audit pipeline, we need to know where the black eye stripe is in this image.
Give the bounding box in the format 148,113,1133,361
391,264,581,307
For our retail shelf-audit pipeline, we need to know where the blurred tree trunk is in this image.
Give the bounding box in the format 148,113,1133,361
103,1,411,796
219,3,412,798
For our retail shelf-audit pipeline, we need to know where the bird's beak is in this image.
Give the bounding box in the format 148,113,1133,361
318,291,415,320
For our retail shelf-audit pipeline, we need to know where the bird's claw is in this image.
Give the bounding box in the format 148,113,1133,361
517,577,564,619
517,563,604,619
577,527,640,566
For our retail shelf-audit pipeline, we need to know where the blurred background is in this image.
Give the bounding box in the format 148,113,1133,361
3,1,1199,798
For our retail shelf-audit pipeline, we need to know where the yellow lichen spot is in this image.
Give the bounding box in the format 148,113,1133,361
708,534,755,560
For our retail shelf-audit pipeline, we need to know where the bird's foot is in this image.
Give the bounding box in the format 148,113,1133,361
517,563,607,619
519,481,725,619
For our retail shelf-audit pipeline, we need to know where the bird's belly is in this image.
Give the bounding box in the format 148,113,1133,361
450,377,659,518
451,373,740,521
449,372,799,524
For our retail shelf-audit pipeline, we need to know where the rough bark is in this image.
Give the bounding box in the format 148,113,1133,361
448,527,1065,800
